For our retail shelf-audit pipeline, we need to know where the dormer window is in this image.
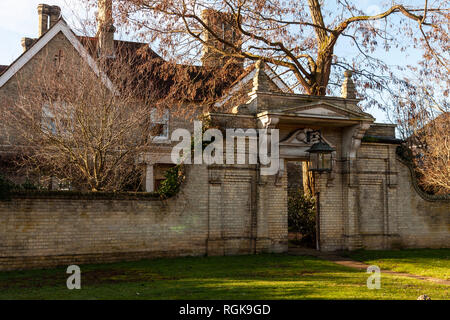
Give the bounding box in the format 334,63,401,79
150,108,169,142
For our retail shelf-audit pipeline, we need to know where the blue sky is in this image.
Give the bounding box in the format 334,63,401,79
0,0,429,123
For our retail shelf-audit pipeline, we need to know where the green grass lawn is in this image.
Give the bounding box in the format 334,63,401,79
345,249,450,280
0,254,448,300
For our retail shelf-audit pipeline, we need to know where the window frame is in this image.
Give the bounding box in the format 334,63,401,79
150,108,170,143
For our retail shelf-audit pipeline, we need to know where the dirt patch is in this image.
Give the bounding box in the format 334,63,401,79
289,246,450,286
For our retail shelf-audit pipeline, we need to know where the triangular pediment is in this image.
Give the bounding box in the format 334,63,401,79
278,101,372,120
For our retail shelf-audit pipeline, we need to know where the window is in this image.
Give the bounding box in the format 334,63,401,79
41,102,71,136
41,103,56,134
150,108,169,142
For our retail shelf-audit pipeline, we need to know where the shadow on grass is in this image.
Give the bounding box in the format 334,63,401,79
0,254,448,300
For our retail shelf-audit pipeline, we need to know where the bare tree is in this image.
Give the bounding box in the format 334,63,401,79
415,112,450,194
88,0,449,110
1,47,160,192
104,0,449,193
395,92,449,195
384,55,449,195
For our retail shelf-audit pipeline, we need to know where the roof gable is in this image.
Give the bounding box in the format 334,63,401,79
214,60,291,108
0,19,115,91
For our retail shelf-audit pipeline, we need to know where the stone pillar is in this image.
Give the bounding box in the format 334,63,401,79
385,144,400,248
145,164,154,192
342,159,362,250
206,168,225,256
340,122,372,250
255,174,270,252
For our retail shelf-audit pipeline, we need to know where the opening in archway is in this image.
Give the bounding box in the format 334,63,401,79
287,160,317,249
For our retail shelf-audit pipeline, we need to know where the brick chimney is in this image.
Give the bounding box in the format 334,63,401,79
37,4,61,37
341,70,357,99
201,9,242,68
96,0,116,58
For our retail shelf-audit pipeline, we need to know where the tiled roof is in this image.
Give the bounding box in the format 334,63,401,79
0,65,8,75
0,17,241,102
77,35,241,102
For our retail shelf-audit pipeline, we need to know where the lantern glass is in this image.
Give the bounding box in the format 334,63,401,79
307,143,334,171
306,139,335,172
319,152,332,171
309,152,332,171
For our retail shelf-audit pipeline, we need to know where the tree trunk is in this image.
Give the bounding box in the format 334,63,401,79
311,49,333,96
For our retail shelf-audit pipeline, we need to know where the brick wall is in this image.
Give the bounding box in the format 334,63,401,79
395,160,450,248
0,164,287,270
317,141,450,251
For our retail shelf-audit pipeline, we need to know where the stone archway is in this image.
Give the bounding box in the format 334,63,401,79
286,159,319,249
278,128,337,251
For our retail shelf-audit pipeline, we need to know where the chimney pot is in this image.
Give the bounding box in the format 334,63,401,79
37,4,61,37
49,6,61,28
21,37,34,52
37,4,51,37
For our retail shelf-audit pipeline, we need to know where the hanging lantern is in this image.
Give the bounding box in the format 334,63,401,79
306,140,335,172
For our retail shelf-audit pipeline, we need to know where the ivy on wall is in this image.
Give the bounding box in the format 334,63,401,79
157,164,185,199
